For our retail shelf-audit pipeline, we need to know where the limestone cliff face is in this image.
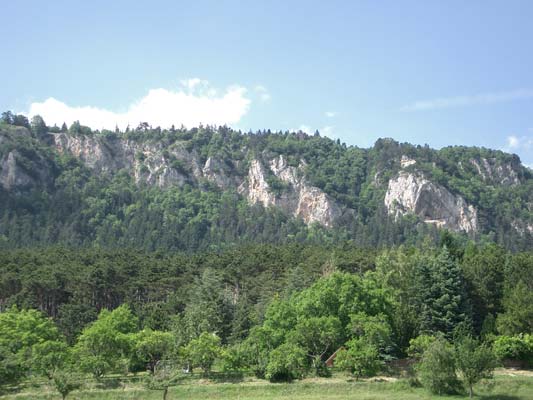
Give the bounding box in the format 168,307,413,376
384,171,478,233
54,133,203,188
53,134,343,227
0,128,53,191
469,158,520,186
241,156,342,227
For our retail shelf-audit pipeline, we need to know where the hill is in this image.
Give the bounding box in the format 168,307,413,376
0,117,531,251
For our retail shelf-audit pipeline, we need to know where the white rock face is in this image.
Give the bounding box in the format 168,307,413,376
242,156,342,227
384,171,478,233
0,151,32,190
54,133,203,188
400,155,417,168
470,158,519,186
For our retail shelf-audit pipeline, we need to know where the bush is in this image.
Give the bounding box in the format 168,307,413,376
265,343,307,382
493,335,533,366
335,338,382,380
407,334,437,359
416,338,462,395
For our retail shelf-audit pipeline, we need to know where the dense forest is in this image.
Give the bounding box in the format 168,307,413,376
0,112,532,397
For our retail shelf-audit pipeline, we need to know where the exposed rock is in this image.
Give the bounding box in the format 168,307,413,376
469,158,519,186
242,156,342,227
384,171,478,233
202,157,237,189
54,133,202,187
400,155,416,168
0,151,33,190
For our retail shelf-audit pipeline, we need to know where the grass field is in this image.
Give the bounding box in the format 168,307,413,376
2,370,532,400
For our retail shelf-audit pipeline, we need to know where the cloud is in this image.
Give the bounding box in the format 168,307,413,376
400,89,533,112
505,135,533,151
27,79,251,130
254,85,271,102
506,135,520,149
325,111,337,118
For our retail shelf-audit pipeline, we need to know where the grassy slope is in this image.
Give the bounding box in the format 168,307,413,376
3,372,532,400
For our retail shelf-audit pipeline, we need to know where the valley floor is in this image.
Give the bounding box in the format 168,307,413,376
2,370,533,400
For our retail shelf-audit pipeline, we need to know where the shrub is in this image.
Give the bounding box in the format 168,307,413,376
335,338,382,380
265,343,307,382
493,334,533,366
416,338,461,395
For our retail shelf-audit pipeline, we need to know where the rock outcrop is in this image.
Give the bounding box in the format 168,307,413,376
385,171,478,233
241,156,342,227
469,158,520,186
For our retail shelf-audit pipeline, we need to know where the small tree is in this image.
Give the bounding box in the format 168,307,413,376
184,332,221,374
265,342,307,382
31,340,70,379
52,371,81,400
133,329,174,374
455,336,496,398
417,338,461,395
145,361,180,400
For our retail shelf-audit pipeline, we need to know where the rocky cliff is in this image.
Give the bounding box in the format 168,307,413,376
384,171,478,233
239,156,343,227
52,134,344,227
1,126,530,239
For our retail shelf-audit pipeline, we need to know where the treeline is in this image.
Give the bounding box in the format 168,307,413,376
1,241,532,393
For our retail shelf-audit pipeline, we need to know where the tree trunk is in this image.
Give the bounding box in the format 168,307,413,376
163,386,168,400
469,384,473,398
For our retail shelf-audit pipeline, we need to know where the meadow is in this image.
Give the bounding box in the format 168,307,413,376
2,370,532,400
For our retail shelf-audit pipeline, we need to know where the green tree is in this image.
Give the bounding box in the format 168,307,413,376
496,281,533,335
417,248,470,337
31,340,70,379
416,337,461,395
454,335,496,398
335,338,381,379
133,329,174,374
184,332,221,374
0,307,61,384
290,316,342,376
31,115,47,136
52,370,81,400
73,305,138,378
265,342,307,382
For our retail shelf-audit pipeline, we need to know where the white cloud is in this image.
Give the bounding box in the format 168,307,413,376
325,111,337,118
507,135,520,149
254,85,271,102
505,135,533,151
27,79,251,130
400,89,533,112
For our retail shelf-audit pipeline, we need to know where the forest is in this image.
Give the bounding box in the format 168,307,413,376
0,113,532,398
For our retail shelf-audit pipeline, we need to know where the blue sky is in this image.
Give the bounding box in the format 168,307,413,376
2,0,533,166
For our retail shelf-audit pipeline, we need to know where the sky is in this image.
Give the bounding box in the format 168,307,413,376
2,0,533,167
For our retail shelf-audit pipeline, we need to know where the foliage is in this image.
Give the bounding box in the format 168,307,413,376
0,307,62,384
416,338,461,395
493,335,533,365
454,335,496,398
265,342,307,382
335,339,382,379
73,305,138,378
52,370,81,400
31,340,70,379
132,329,174,374
183,332,222,374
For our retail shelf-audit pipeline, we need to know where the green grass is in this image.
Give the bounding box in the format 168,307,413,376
2,372,532,400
